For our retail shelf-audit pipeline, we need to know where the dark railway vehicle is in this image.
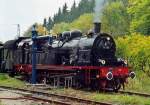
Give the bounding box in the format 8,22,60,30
0,42,3,71
2,37,29,73
2,22,135,91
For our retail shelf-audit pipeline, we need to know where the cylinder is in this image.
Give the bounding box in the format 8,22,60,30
94,22,101,33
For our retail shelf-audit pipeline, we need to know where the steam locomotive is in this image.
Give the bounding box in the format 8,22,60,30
1,22,135,91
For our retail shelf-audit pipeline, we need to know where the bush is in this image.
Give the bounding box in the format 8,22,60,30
116,33,150,75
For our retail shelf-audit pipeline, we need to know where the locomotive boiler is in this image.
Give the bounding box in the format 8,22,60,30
2,22,135,91
51,23,123,67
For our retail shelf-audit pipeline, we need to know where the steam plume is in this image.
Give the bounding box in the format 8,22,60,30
94,0,106,22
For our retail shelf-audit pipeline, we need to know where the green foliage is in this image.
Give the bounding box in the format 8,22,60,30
52,14,93,34
52,22,70,34
70,14,93,33
116,34,150,74
102,1,130,36
128,0,150,35
116,34,150,93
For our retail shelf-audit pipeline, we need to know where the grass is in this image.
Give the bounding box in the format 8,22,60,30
0,72,150,105
48,71,150,105
49,88,150,105
0,73,25,88
125,71,150,93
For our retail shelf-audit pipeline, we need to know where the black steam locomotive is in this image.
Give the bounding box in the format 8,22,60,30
51,23,122,67
1,22,135,91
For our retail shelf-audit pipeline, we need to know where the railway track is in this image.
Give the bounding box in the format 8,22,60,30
118,90,150,97
0,96,70,105
0,86,112,105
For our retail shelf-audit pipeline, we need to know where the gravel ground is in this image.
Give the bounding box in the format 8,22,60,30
0,90,47,105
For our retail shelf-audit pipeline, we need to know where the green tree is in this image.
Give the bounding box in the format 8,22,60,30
70,13,93,33
43,18,47,28
101,1,130,36
47,17,53,31
53,14,57,23
69,0,77,21
62,3,68,14
51,13,93,34
128,0,150,35
62,3,69,22
89,0,95,12
78,0,91,14
57,7,62,22
52,22,70,34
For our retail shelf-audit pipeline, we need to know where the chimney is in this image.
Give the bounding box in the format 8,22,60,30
94,22,101,34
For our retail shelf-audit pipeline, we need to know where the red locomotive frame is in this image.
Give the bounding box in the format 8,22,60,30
14,64,129,77
14,64,131,91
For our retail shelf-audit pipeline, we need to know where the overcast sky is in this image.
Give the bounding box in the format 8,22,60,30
0,0,81,42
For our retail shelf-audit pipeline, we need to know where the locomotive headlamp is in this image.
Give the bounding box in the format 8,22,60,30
129,71,136,79
124,60,128,65
101,60,106,65
107,37,110,41
106,72,113,80
98,59,106,65
117,58,123,61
